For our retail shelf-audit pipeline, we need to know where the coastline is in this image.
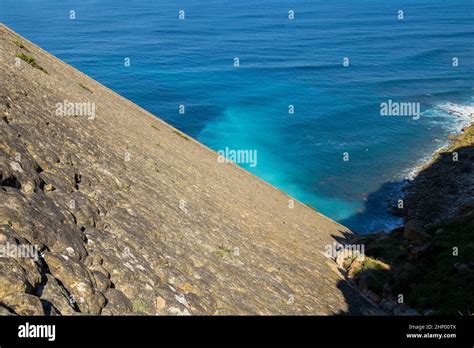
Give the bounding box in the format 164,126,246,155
402,110,473,233
342,107,473,315
404,103,473,181
385,104,474,229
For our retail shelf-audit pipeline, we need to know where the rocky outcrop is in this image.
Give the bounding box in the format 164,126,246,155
403,124,474,232
342,121,473,315
0,24,372,315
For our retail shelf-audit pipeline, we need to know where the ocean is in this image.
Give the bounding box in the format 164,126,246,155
1,0,472,233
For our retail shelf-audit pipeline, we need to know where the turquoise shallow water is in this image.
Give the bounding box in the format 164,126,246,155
2,0,472,233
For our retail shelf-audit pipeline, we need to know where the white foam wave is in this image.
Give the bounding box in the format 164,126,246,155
436,102,473,132
403,101,473,180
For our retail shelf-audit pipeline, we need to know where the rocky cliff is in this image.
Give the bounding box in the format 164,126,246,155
344,122,473,315
403,124,474,239
0,24,372,315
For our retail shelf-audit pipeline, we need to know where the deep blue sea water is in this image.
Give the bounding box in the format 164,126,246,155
1,0,472,233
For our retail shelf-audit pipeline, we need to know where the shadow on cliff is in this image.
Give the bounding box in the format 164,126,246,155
338,180,406,235
328,142,474,315
328,228,389,315
322,180,403,314
334,275,389,315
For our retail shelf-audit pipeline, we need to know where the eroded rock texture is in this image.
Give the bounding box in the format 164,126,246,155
0,24,372,315
403,124,474,239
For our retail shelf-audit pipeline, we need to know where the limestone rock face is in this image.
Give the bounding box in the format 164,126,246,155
0,24,373,315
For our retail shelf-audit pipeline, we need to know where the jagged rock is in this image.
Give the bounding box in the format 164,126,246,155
335,248,364,269
0,226,41,295
101,289,133,315
43,252,105,314
0,258,33,296
40,274,78,315
91,271,111,292
402,123,474,232
0,292,45,315
0,304,16,315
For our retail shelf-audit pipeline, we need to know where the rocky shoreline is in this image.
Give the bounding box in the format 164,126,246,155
339,120,474,315
402,121,474,237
